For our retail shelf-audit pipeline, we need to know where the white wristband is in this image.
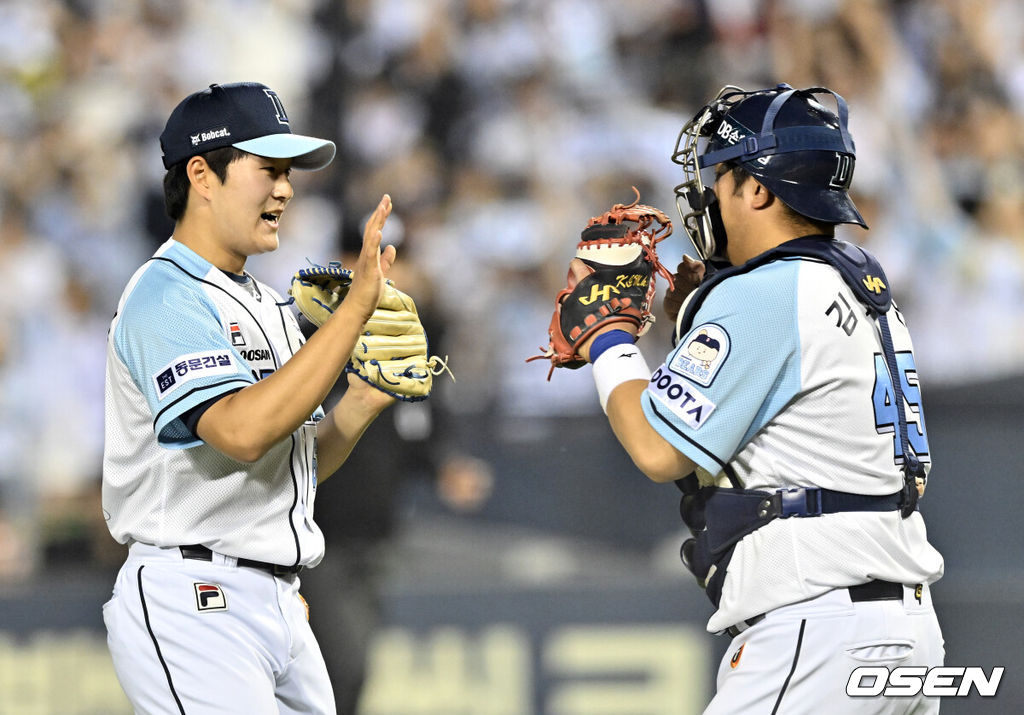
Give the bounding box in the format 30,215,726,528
592,343,652,414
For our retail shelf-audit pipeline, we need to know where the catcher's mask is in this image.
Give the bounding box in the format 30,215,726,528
671,83,867,262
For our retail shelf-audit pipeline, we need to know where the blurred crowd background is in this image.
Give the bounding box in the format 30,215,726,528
0,0,1022,609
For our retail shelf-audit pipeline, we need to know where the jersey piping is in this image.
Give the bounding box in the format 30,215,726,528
149,253,303,565
149,256,282,371
147,255,303,567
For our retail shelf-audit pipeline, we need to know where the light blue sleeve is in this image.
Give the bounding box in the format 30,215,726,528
114,263,255,448
641,260,803,473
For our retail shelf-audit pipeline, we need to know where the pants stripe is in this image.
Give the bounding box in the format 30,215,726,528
771,618,807,714
137,565,187,714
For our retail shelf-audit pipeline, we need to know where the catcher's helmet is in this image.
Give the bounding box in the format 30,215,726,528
672,83,866,261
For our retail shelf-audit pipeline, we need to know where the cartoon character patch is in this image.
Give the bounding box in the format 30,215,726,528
669,323,730,386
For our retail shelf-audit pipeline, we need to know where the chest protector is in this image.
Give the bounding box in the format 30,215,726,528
673,237,925,607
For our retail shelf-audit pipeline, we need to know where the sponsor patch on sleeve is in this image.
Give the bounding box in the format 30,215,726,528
153,350,236,398
669,322,730,386
648,366,716,430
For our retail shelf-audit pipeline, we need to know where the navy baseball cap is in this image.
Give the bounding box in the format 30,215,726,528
159,82,336,170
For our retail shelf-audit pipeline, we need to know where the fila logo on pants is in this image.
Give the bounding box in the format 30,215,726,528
194,583,228,612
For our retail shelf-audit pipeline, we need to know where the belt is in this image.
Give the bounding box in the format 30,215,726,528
725,580,906,638
178,545,303,576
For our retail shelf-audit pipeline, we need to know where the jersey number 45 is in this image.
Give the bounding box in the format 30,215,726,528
872,351,930,465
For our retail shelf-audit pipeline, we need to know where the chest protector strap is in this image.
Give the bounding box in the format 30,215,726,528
674,237,925,607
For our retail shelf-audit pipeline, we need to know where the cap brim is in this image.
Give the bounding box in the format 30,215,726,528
810,190,868,229
759,175,868,229
233,134,336,170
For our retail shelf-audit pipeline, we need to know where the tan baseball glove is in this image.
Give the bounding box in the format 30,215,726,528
290,262,452,401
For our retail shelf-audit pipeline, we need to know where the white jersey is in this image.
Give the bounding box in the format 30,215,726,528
642,256,944,633
102,238,325,568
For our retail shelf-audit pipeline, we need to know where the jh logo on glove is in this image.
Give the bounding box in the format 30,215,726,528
528,187,674,378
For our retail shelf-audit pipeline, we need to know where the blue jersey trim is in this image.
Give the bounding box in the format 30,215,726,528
154,377,255,448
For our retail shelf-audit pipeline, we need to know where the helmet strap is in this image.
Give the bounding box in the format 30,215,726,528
698,87,856,169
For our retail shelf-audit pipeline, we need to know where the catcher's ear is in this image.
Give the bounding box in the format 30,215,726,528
748,178,774,211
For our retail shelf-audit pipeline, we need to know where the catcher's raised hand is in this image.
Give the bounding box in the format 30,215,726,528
663,255,706,324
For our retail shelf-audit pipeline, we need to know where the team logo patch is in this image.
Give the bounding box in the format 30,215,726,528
649,367,716,430
194,583,228,612
153,350,236,398
669,323,730,386
228,322,246,347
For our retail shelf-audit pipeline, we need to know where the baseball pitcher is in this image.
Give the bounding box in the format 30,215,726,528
101,82,438,714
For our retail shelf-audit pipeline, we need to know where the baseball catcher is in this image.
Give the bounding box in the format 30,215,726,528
290,262,451,401
529,187,674,378
529,83,945,714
